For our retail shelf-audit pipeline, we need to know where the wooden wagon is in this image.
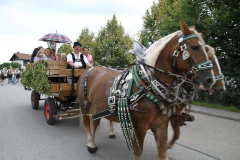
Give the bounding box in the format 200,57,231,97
25,61,87,125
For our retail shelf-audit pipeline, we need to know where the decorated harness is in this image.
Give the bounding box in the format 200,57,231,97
83,33,214,152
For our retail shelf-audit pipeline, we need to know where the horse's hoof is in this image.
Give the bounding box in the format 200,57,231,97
189,115,195,121
109,134,116,139
87,146,98,153
180,122,187,126
167,143,172,149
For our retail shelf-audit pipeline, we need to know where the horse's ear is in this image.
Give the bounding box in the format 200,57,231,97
205,45,215,56
181,19,191,36
190,25,196,29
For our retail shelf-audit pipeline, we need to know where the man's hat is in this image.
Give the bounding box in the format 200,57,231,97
73,42,82,48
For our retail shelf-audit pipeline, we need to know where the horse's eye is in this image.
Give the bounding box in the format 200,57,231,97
191,45,199,51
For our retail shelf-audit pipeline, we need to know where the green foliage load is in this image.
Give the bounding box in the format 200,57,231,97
139,0,240,108
92,14,134,66
21,61,51,96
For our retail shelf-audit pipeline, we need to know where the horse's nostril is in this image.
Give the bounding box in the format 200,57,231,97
206,78,213,85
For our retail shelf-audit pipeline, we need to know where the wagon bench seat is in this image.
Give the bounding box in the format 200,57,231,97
50,83,78,100
46,61,87,76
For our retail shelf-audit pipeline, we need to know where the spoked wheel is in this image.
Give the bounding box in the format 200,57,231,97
44,98,57,125
31,91,40,110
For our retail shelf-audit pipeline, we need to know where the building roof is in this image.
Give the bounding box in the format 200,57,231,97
9,52,31,61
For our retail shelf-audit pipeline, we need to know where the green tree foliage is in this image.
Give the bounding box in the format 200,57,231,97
203,0,240,107
93,14,134,66
139,0,209,47
57,44,73,55
0,62,22,69
76,28,95,56
139,0,240,107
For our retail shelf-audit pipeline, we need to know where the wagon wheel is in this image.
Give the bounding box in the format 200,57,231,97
31,91,40,110
44,98,57,125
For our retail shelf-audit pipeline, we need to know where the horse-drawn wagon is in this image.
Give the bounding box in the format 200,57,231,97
21,21,226,159
24,61,86,125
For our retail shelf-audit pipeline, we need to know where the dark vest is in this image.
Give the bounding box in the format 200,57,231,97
67,53,86,69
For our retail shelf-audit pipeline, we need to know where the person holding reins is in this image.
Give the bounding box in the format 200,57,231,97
66,42,93,83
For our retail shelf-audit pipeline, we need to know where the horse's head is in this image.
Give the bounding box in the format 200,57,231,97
173,20,215,89
204,45,226,94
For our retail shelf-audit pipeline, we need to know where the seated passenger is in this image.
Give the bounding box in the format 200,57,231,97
51,48,56,60
56,55,61,61
61,53,67,61
83,47,93,65
30,46,43,63
34,48,52,62
44,48,53,60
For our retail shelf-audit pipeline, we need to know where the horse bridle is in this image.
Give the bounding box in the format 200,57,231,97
212,55,225,81
172,34,213,78
131,33,214,108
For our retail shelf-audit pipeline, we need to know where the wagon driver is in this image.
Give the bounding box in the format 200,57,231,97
67,42,93,69
67,42,93,83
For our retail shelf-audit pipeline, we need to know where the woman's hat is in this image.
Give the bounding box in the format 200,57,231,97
73,42,82,48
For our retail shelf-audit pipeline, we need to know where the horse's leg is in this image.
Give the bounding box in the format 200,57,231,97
151,121,169,160
109,120,116,139
167,119,180,149
82,115,98,153
91,118,101,150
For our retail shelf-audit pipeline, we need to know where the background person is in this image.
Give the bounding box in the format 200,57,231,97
16,68,20,83
12,69,17,85
0,68,5,85
7,68,12,84
4,69,8,81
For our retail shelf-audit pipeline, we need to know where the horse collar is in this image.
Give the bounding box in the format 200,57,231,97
132,65,189,107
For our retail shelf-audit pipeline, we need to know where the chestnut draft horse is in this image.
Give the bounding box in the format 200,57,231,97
167,45,226,149
77,20,215,160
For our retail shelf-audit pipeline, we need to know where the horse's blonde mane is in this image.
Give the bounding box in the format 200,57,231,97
145,28,207,67
145,30,181,67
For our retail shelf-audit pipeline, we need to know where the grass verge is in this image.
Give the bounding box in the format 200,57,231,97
192,101,240,113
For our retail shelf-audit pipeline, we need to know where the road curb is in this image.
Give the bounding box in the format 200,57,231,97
191,109,240,122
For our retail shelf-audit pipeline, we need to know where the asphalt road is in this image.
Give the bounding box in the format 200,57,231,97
0,82,240,160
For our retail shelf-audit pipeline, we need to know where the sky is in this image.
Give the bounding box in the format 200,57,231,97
0,0,158,64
